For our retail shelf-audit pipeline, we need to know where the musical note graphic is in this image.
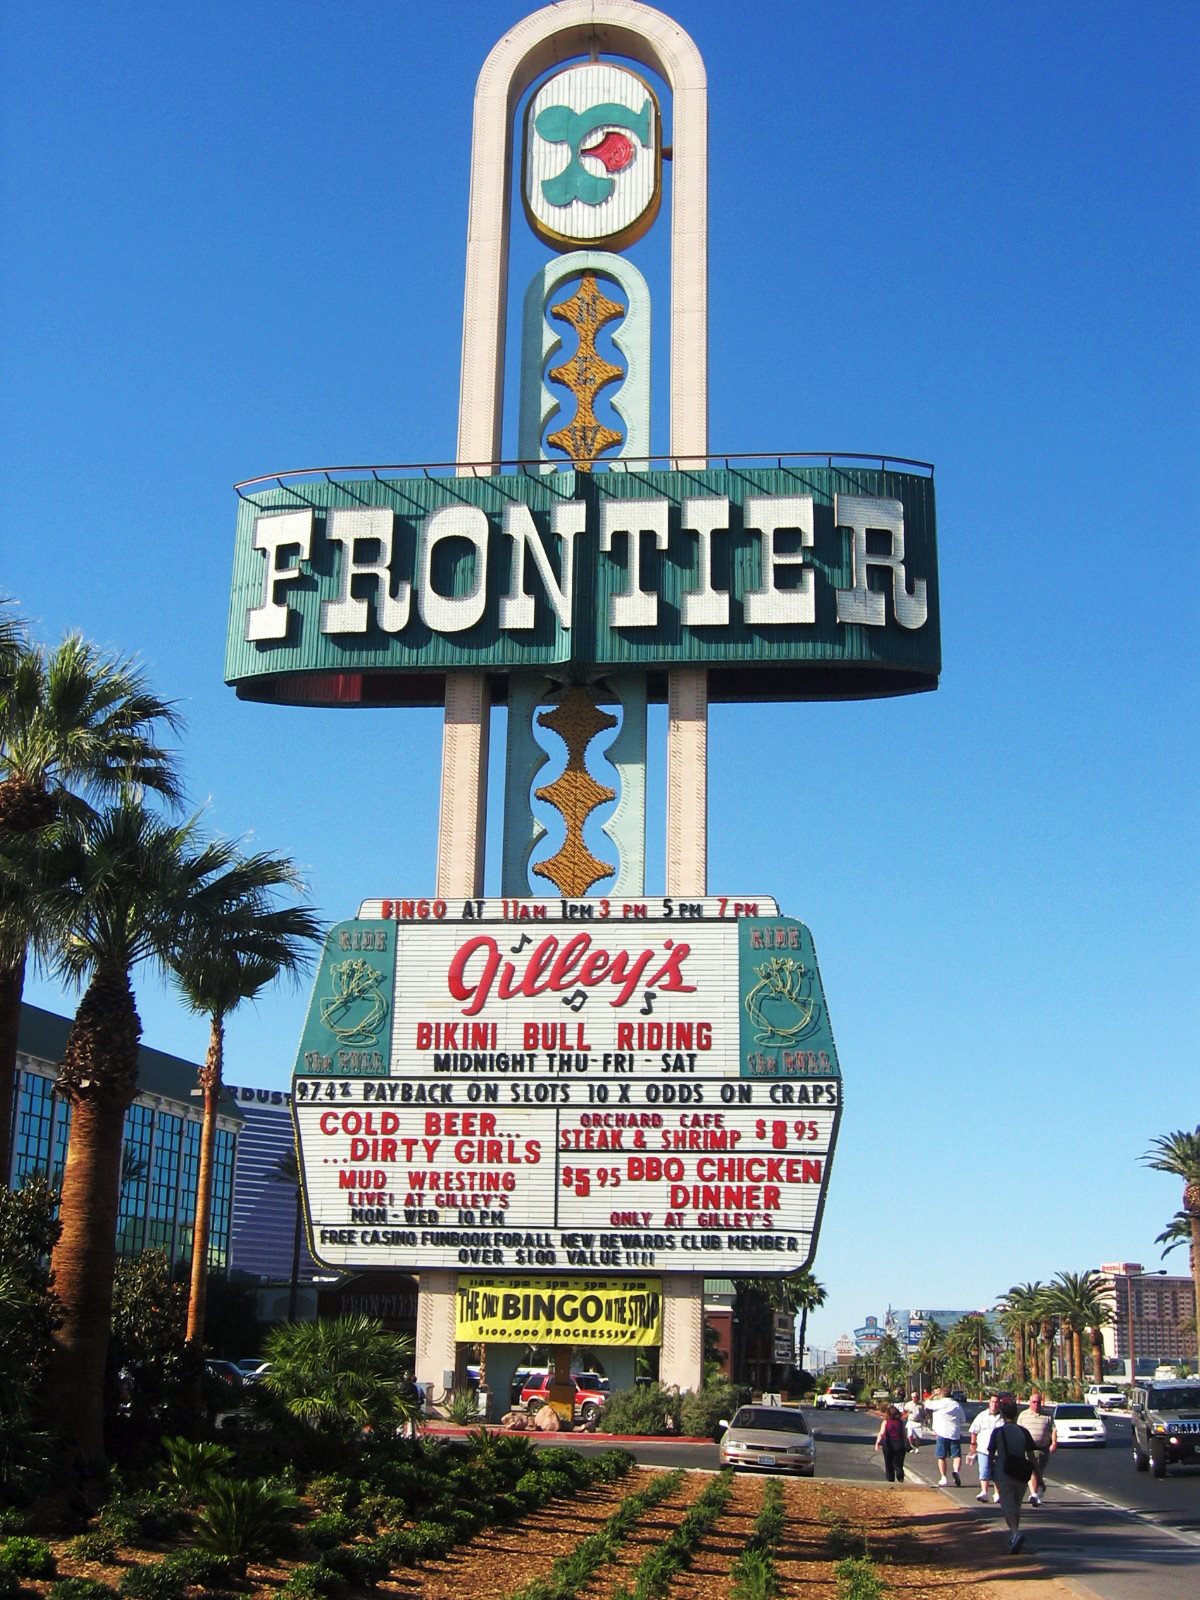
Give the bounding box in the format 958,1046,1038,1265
509,933,532,954
640,991,656,1015
562,990,587,1012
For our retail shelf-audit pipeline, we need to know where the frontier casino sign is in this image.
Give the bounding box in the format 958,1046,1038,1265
292,898,842,1275
225,465,938,705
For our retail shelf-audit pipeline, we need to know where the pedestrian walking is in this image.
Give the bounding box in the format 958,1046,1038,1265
969,1394,1004,1503
903,1390,923,1451
1016,1390,1057,1504
925,1385,966,1486
874,1405,909,1481
987,1398,1035,1554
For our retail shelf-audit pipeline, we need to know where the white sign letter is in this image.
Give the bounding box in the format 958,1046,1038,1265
742,496,814,625
600,498,669,628
680,497,730,627
320,507,411,635
500,501,583,631
417,505,489,634
834,495,927,629
246,510,312,641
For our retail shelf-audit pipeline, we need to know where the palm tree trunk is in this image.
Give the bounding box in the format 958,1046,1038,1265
1014,1325,1027,1389
1041,1323,1054,1386
1090,1327,1104,1383
1189,1215,1200,1366
46,969,141,1477
0,950,27,1181
185,1015,223,1349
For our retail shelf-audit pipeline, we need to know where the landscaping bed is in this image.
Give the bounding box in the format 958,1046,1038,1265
7,1472,1071,1600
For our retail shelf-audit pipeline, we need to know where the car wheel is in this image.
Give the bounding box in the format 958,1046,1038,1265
580,1402,600,1425
1133,1440,1149,1471
1149,1441,1167,1479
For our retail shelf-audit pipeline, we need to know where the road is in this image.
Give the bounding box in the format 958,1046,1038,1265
534,1407,1200,1600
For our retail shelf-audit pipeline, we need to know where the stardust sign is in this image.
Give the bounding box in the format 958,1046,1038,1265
225,464,938,705
292,897,842,1276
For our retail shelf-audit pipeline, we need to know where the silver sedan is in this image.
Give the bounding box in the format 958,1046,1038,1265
718,1404,816,1475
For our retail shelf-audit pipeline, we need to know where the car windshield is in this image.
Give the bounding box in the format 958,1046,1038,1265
1147,1387,1200,1410
731,1407,809,1433
1054,1405,1097,1419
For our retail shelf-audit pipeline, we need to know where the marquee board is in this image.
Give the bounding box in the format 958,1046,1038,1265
292,896,843,1276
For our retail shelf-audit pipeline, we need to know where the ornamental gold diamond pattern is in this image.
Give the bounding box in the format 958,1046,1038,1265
546,273,625,470
533,684,617,896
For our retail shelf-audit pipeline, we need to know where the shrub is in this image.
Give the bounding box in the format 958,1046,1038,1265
591,1447,637,1482
444,1389,482,1424
0,1534,56,1577
192,1476,300,1567
599,1382,682,1436
280,1563,348,1599
94,1502,140,1544
304,1510,358,1550
159,1548,234,1587
319,1541,393,1587
158,1437,234,1502
305,1475,360,1513
427,1505,482,1539
731,1546,781,1600
533,1445,592,1484
834,1556,888,1600
118,1564,187,1600
48,1581,119,1600
0,1513,23,1537
358,1494,406,1530
533,1468,575,1501
404,1520,456,1559
66,1531,120,1563
680,1382,748,1439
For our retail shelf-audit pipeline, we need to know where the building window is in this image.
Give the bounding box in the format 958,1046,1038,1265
207,1128,236,1270
145,1112,182,1259
12,1071,67,1189
116,1103,154,1258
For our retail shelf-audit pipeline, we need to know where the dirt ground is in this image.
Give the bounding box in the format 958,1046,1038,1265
35,1472,1072,1599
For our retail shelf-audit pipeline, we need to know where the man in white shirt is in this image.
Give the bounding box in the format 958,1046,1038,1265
903,1391,924,1451
969,1394,1004,1502
925,1386,967,1486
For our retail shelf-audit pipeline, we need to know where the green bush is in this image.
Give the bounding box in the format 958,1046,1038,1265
532,1468,575,1500
48,1581,118,1600
834,1556,888,1600
599,1383,682,1436
404,1520,456,1559
279,1564,347,1600
305,1475,360,1513
680,1382,749,1439
118,1563,187,1600
192,1476,299,1567
158,1437,234,1502
444,1389,482,1424
0,1534,56,1577
304,1510,358,1550
591,1447,637,1482
0,1513,23,1537
731,1546,781,1600
428,1505,482,1539
159,1548,234,1587
319,1541,393,1587
66,1531,120,1564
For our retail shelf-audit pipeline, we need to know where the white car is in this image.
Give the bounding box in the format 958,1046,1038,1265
1084,1384,1125,1410
815,1388,856,1410
1052,1402,1107,1446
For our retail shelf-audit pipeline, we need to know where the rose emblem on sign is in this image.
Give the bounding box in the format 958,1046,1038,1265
523,62,662,249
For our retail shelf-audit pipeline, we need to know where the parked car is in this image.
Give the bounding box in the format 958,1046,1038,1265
232,1359,271,1384
815,1386,856,1410
203,1359,244,1391
1051,1403,1107,1446
718,1404,816,1475
1131,1380,1200,1478
520,1371,610,1424
1084,1383,1126,1410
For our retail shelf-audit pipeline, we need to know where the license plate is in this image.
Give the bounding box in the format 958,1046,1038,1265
755,1454,776,1466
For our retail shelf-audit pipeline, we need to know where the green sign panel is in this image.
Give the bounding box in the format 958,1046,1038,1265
738,916,842,1082
226,464,938,704
295,922,396,1078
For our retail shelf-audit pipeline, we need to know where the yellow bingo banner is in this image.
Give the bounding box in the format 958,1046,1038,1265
455,1276,663,1345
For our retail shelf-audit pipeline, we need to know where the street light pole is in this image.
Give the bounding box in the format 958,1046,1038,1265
1126,1268,1168,1383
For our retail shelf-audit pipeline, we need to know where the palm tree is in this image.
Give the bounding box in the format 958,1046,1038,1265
0,631,181,1176
40,799,243,1475
946,1312,998,1391
1143,1128,1200,1351
913,1318,945,1392
261,1314,418,1444
997,1282,1041,1391
1046,1272,1111,1395
171,853,321,1353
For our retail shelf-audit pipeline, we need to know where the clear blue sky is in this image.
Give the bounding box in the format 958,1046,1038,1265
2,0,1196,1354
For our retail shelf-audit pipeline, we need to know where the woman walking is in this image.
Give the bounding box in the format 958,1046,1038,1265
987,1398,1036,1554
874,1405,910,1481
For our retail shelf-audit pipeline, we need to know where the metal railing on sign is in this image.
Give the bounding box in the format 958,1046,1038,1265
233,450,935,499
